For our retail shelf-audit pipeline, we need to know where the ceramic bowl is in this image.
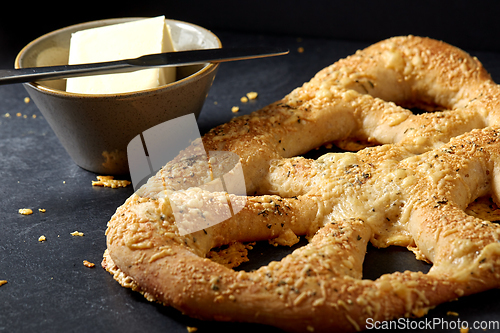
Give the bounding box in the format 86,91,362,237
15,18,221,175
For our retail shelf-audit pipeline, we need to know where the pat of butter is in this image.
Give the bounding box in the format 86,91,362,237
66,16,176,94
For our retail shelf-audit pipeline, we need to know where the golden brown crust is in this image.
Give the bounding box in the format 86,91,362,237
103,36,500,332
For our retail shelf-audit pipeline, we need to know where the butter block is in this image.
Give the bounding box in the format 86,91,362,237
66,16,176,94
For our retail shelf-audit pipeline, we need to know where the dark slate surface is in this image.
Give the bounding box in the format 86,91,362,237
1,28,499,333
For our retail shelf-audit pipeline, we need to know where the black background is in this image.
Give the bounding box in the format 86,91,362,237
2,0,500,56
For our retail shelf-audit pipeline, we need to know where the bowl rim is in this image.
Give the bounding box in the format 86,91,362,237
15,17,222,98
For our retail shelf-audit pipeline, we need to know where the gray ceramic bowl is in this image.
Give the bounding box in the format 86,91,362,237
15,18,221,175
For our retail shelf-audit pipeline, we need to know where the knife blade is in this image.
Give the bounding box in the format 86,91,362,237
0,47,289,85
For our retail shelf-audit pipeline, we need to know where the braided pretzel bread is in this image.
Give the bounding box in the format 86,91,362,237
102,36,500,332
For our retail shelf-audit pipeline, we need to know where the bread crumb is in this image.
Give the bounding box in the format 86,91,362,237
39,208,46,213
207,242,255,268
24,97,30,103
38,235,46,242
4,113,10,118
92,175,131,188
186,327,198,332
298,46,305,53
460,326,469,333
32,114,37,119
18,208,33,215
231,106,240,113
83,260,95,268
246,91,258,100
240,96,248,103
0,280,7,287
70,231,84,237
16,112,21,117
446,311,459,316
